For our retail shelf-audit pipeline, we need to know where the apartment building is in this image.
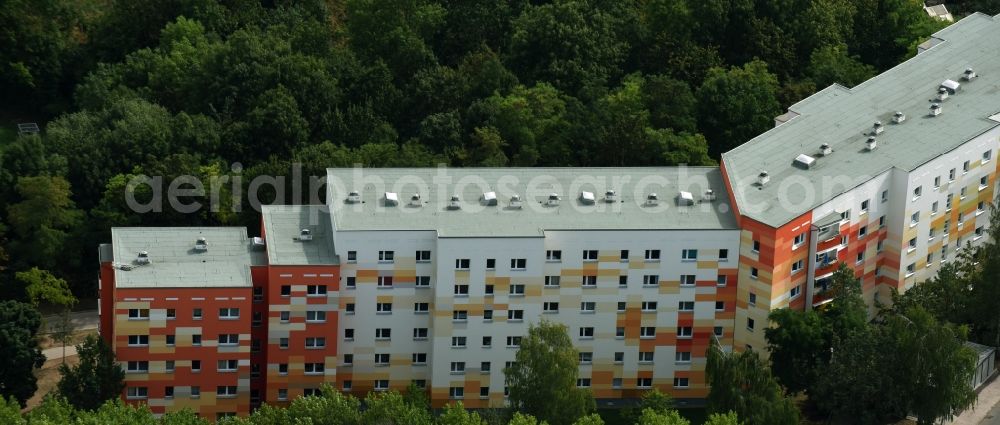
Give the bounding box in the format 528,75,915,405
98,13,1000,418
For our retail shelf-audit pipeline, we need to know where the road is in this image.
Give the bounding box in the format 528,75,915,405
981,399,1000,425
41,309,98,334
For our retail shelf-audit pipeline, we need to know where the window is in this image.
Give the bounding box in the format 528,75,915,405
306,285,327,296
278,389,288,400
347,251,357,262
218,334,239,346
680,275,696,286
454,284,469,296
166,308,176,319
906,263,916,276
913,186,922,199
374,380,389,391
508,309,525,320
413,328,428,340
510,258,526,270
964,160,971,173
374,354,390,366
976,226,985,239
484,309,493,321
979,201,986,214
645,249,661,261
126,387,148,400
127,335,149,346
449,387,464,399
790,285,801,299
676,352,692,363
752,240,761,252
510,284,525,295
616,327,625,338
882,190,890,202
415,276,430,288
858,225,868,238
345,277,356,288
581,276,597,287
165,386,174,399
375,328,391,340
793,232,806,247
192,308,202,320
927,253,934,266
450,362,466,374
985,150,993,162
719,249,729,260
861,199,870,213
678,301,694,311
640,327,656,338
576,379,592,388
715,301,725,311
191,360,201,372
482,336,492,347
278,337,289,349
544,276,561,287
674,378,690,389
192,334,202,346
791,259,804,274
638,378,653,388
414,302,429,313
252,311,263,327
379,250,394,262
617,302,627,312
486,258,496,269
416,250,431,262
714,326,724,337
750,267,759,279
643,275,659,286
280,311,290,323
614,352,625,363
306,311,326,322
579,352,593,364
455,258,470,269
717,275,728,286
190,386,200,398
981,176,989,190
641,301,657,312
580,301,596,313
506,336,522,347
453,310,468,322
681,249,697,261
546,250,562,261
747,318,756,331
620,250,629,261
253,287,263,302
280,363,290,373
344,329,354,340
619,275,628,287
128,309,149,320
909,237,917,250
542,302,559,313
583,250,598,261
480,387,490,398
749,292,757,306
217,359,238,372
217,386,238,398
305,337,326,349
377,276,393,288
376,302,392,314
639,351,654,363
481,361,491,372
126,361,148,373
579,327,595,339
166,360,175,372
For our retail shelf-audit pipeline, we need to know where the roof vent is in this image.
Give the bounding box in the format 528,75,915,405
678,191,695,206
795,153,817,169
866,136,877,151
580,191,596,205
136,251,151,265
384,192,399,206
510,195,523,209
937,87,949,101
604,190,617,203
410,193,422,207
820,143,833,156
346,191,361,203
893,111,906,124
547,193,561,206
930,103,942,116
646,193,659,206
299,229,313,241
940,79,960,94
194,237,208,252
448,195,461,210
758,172,770,186
483,191,497,206
872,121,884,135
963,67,977,81
703,189,716,201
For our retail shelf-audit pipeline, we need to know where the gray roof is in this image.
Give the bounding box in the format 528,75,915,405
110,227,265,288
722,13,1000,228
261,205,338,265
327,167,737,237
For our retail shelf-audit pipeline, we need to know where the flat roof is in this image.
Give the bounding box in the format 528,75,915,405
110,227,265,288
722,13,1000,228
327,167,738,237
261,205,338,265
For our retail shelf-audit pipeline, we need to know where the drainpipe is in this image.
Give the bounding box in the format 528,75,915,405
805,224,820,312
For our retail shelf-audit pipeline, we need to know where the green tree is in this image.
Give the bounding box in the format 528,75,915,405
0,396,25,425
636,408,689,425
471,83,572,166
706,343,799,425
967,201,1000,347
437,402,485,425
57,334,125,410
160,409,211,425
570,414,603,425
18,267,76,309
696,60,782,156
6,176,84,270
25,395,74,423
505,320,595,425
362,390,432,425
0,300,45,405
703,411,740,425
345,0,445,82
807,44,877,88
765,308,827,395
507,413,545,425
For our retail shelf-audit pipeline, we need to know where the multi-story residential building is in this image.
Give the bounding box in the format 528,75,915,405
99,13,1000,418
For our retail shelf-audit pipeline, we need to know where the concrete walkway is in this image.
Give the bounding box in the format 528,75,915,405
42,345,78,361
947,373,1000,425
40,309,98,334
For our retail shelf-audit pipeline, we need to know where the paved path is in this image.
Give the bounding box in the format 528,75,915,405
42,345,78,361
947,373,1000,425
41,309,98,334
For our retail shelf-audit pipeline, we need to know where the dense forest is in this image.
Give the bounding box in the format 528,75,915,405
1,0,998,297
